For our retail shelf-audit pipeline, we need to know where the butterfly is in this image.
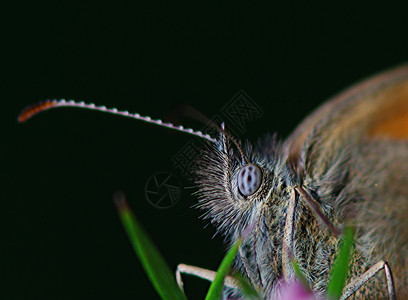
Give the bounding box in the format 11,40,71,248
18,63,408,299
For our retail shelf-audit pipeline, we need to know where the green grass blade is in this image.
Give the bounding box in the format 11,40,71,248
114,192,187,300
205,239,242,300
326,227,354,300
232,273,260,299
291,259,310,291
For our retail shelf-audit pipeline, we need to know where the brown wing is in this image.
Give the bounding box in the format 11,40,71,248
284,63,408,296
284,63,408,162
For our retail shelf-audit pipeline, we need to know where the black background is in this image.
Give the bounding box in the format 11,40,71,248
4,2,408,299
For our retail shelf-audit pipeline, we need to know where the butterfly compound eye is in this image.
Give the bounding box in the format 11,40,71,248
237,164,263,196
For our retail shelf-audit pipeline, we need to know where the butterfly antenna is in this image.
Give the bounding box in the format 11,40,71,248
219,123,249,164
18,99,216,143
176,105,249,164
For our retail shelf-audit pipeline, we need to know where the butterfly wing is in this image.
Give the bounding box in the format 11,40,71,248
284,63,408,297
285,63,408,162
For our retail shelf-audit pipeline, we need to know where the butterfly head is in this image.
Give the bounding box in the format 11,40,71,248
194,127,293,239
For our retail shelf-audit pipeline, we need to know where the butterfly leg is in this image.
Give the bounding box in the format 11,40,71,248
282,188,298,282
175,263,239,292
340,260,396,300
295,186,341,236
282,186,334,281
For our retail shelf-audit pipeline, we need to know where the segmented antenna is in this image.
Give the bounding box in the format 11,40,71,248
219,122,249,164
18,99,216,142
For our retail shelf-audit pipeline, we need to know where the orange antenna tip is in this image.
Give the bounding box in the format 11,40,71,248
17,99,217,142
18,100,57,123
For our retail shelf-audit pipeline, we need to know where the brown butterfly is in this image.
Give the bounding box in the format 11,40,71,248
19,63,408,299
